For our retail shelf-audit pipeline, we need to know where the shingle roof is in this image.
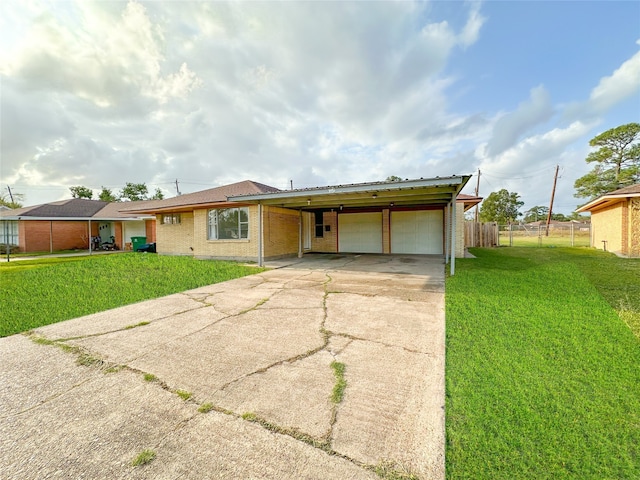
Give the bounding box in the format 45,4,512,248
94,201,156,218
119,180,281,213
3,199,109,218
607,183,640,195
0,199,153,219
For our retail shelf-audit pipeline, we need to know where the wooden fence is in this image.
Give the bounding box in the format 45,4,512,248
465,222,499,248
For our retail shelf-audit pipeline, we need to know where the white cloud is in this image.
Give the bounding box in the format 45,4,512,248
459,2,485,48
486,85,554,157
588,49,640,113
564,45,640,121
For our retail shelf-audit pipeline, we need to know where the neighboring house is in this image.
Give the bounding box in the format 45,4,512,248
576,184,640,257
123,176,473,271
0,199,155,253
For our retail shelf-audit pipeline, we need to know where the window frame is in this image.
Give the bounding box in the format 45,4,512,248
160,213,181,225
207,207,250,240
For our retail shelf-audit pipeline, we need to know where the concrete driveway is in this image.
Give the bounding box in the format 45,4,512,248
0,254,445,479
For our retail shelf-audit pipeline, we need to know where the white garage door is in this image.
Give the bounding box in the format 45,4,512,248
338,212,383,253
123,221,146,243
391,210,443,254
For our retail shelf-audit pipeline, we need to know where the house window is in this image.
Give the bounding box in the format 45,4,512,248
161,214,181,225
315,211,324,237
208,207,249,240
0,220,18,245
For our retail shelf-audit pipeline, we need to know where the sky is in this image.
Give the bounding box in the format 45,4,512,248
1,0,639,215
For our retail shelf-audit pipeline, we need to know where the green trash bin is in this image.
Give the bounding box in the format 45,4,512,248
131,236,147,252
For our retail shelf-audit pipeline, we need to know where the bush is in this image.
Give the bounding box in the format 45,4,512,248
0,244,19,254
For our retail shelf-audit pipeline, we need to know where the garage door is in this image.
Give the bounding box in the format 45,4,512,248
338,212,383,253
391,210,443,254
123,221,146,243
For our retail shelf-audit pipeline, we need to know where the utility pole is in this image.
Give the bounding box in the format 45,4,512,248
474,169,481,222
175,179,181,196
545,165,559,237
290,180,293,190
7,185,14,203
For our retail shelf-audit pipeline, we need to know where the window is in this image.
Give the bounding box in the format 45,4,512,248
0,220,18,245
208,207,249,240
161,214,181,225
314,211,324,237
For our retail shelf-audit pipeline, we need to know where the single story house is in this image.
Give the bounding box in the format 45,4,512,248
0,198,156,253
576,183,640,257
123,175,475,273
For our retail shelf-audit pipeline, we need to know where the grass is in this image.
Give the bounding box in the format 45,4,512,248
446,247,640,479
499,232,590,248
175,389,192,401
0,253,263,337
131,449,156,467
330,361,347,404
198,402,214,413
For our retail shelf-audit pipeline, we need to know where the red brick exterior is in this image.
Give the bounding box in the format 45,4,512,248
146,219,156,242
20,221,91,252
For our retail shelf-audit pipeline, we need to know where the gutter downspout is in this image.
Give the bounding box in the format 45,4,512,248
50,221,53,253
88,219,92,255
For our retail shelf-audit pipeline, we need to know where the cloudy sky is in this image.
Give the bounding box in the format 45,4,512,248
1,1,639,214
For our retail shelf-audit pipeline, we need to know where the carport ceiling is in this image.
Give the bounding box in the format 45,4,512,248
231,175,471,209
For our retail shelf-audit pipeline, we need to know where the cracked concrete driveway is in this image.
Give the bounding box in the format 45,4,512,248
0,254,445,479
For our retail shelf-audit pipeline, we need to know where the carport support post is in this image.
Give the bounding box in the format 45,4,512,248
444,203,450,264
88,220,92,255
298,209,303,258
258,203,263,267
451,199,457,276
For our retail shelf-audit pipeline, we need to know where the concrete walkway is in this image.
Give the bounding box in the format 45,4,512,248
0,254,445,479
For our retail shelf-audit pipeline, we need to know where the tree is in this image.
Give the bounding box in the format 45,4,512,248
98,187,118,202
0,187,24,209
150,188,164,200
120,182,149,202
479,189,524,224
386,175,403,182
574,123,640,200
69,186,93,199
523,206,549,223
119,183,165,201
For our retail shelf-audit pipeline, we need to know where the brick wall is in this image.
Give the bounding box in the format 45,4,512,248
20,220,90,252
455,205,465,258
192,206,259,261
311,211,338,253
591,202,623,254
156,212,195,256
146,219,156,242
629,198,640,257
382,209,390,254
263,206,300,259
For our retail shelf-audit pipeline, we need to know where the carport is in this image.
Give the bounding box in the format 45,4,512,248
231,175,471,274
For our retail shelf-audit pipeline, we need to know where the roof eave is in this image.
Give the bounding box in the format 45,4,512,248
576,192,639,212
230,175,471,205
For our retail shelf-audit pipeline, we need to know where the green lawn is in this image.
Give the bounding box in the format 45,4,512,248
0,254,263,337
446,247,640,479
498,232,591,248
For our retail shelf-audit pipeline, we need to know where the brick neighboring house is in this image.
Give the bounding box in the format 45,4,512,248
123,176,474,272
576,184,640,257
0,199,155,253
